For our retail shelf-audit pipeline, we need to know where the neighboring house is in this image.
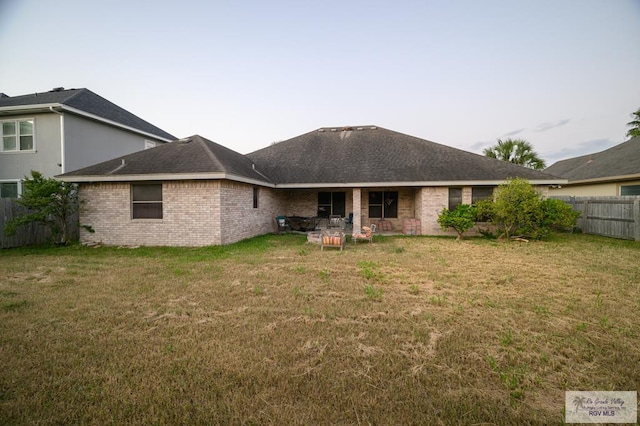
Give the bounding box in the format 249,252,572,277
58,126,565,246
546,137,640,196
0,88,176,198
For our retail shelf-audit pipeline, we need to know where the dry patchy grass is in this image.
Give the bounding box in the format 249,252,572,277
0,233,639,424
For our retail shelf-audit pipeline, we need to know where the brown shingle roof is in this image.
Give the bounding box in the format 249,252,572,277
545,137,640,181
247,126,562,184
0,88,176,140
61,135,272,183
60,126,565,186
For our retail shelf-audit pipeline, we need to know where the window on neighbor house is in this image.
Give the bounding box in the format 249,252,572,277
1,119,34,152
132,183,163,219
0,182,19,199
472,187,493,204
448,188,462,210
368,191,398,218
621,185,640,196
144,140,159,149
253,187,259,208
317,191,345,217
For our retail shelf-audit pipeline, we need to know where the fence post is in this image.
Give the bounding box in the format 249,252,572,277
634,199,640,242
582,200,589,234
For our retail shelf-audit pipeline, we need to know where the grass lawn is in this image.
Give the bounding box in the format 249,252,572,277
0,233,638,425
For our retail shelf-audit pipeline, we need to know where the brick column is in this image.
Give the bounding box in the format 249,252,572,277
352,188,361,233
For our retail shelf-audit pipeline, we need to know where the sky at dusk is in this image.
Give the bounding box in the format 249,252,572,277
1,0,639,165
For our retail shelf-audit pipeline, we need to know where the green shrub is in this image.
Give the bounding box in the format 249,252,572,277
437,204,476,240
479,178,579,240
540,198,580,232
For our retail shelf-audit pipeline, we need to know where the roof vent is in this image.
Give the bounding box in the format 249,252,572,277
340,131,352,140
370,126,377,130
177,137,192,144
50,87,65,92
330,128,337,132
318,128,325,132
356,127,364,131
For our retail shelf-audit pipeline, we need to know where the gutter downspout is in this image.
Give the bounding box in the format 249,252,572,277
49,106,65,173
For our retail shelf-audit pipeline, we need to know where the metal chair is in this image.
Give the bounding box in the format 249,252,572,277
328,215,342,228
352,224,376,244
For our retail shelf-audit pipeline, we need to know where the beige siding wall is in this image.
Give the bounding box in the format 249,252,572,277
79,180,285,247
548,181,640,197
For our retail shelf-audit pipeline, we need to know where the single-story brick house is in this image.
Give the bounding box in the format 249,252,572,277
58,126,565,246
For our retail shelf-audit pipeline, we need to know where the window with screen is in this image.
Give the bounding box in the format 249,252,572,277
472,187,493,204
132,184,163,219
448,188,462,210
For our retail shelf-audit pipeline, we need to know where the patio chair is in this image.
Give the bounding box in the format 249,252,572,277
328,214,342,228
321,230,345,251
275,215,289,233
345,213,353,230
352,224,376,244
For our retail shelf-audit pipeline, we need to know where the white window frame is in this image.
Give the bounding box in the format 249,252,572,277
0,180,21,198
0,118,36,153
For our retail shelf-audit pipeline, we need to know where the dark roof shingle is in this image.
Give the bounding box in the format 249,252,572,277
0,88,176,140
60,126,565,186
247,126,562,184
545,137,640,181
62,135,272,183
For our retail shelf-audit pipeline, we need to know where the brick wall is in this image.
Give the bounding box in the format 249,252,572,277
79,181,549,245
79,181,221,246
79,180,286,247
284,189,356,218
416,187,449,235
219,181,284,245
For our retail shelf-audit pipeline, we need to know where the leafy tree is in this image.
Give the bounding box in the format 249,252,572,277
481,177,579,240
437,204,476,240
4,171,79,245
483,138,546,170
492,177,543,239
626,107,640,138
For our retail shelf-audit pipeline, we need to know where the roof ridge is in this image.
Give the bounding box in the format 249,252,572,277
193,135,228,171
59,87,87,104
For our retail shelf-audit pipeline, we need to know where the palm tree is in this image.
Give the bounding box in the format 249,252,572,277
483,138,546,170
626,107,640,138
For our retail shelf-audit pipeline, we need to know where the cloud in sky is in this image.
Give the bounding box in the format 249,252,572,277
502,128,526,137
534,119,571,133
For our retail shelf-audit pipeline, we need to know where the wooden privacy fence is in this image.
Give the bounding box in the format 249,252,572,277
0,199,79,248
553,196,640,241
